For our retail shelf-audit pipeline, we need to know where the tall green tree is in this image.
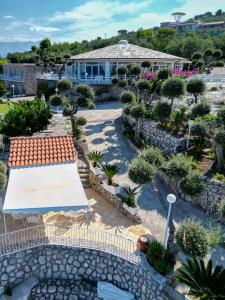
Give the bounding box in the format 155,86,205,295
0,99,52,136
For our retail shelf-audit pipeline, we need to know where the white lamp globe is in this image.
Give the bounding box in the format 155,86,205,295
167,194,176,204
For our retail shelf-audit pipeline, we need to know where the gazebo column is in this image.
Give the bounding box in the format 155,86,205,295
77,62,80,80
105,61,110,80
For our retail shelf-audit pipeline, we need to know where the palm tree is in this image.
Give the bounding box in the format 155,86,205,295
88,151,104,168
102,164,119,185
122,186,140,208
176,258,225,300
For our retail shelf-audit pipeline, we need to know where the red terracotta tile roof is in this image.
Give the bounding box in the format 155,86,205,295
8,136,77,167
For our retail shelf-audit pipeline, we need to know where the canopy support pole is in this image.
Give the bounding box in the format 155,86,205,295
3,213,7,233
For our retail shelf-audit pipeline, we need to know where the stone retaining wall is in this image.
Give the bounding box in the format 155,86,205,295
0,246,166,300
89,172,142,224
125,115,187,156
158,171,225,221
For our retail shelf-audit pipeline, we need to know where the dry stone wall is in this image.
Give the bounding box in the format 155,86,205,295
0,246,166,300
125,115,188,156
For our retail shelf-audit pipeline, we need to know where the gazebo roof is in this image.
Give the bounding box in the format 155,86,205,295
71,40,189,62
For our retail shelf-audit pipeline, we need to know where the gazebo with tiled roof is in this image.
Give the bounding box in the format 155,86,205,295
3,135,88,231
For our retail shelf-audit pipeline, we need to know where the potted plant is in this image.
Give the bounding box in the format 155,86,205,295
122,186,139,215
88,151,104,175
102,164,120,195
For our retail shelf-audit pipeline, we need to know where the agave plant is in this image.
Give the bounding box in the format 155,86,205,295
102,164,119,186
176,258,225,299
88,151,104,168
122,186,140,208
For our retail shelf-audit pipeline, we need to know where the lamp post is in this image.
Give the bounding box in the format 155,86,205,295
186,119,193,149
163,194,176,248
11,84,14,98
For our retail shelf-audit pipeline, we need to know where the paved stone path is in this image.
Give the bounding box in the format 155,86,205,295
78,102,225,266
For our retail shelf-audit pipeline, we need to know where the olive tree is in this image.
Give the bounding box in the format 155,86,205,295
162,77,185,108
187,79,205,103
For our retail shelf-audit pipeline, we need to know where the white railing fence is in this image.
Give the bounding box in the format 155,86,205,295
0,224,141,264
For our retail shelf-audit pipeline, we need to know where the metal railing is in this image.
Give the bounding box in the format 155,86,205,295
0,74,25,82
0,224,140,264
36,73,112,84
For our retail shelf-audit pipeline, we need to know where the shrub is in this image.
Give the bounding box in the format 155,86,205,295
191,122,207,146
206,223,223,248
0,172,6,190
76,116,87,126
141,61,151,68
76,84,94,99
0,161,7,174
139,147,165,168
144,109,154,119
129,157,156,185
217,199,225,220
157,69,171,80
164,154,197,179
153,102,171,123
180,174,204,196
87,101,96,110
192,51,203,60
213,172,225,183
112,77,119,85
191,103,210,118
146,240,175,276
187,79,205,103
137,80,150,92
176,219,209,258
124,104,132,115
117,65,128,75
120,91,136,104
63,107,72,117
49,94,63,106
216,106,225,128
130,104,145,119
57,79,72,93
118,80,128,88
130,64,141,76
170,106,187,132
77,97,89,107
214,129,225,146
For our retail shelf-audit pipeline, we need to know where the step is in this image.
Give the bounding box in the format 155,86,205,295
79,174,89,179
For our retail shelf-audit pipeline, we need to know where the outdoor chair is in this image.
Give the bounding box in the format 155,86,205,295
12,214,27,228
26,215,40,225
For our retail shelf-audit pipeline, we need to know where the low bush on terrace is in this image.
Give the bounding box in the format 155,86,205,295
129,157,156,185
179,173,204,197
139,146,165,168
191,103,210,118
120,91,136,104
153,102,171,124
176,218,223,258
176,219,210,258
146,240,175,276
130,104,145,119
164,154,197,179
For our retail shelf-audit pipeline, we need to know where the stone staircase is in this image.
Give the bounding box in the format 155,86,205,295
75,143,90,188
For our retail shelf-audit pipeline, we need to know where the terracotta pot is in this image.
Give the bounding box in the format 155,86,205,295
137,236,148,253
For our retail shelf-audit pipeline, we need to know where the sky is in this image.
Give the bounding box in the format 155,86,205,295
0,0,224,43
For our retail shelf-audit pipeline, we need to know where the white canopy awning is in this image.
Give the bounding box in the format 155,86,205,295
3,162,88,214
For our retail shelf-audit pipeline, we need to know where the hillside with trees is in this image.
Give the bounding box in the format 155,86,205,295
5,9,225,64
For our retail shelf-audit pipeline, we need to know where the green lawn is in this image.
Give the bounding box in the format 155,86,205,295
0,103,12,114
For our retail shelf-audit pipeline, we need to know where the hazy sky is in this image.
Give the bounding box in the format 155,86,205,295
0,0,224,42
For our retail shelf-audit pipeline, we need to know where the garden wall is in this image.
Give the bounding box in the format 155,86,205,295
125,115,188,156
89,172,142,224
0,246,166,300
158,171,225,220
